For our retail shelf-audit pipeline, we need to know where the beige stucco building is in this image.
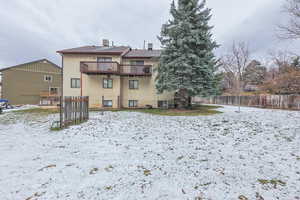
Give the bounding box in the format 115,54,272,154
0,59,61,105
58,40,174,108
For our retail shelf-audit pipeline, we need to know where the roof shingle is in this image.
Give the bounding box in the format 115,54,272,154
123,49,161,58
57,46,130,55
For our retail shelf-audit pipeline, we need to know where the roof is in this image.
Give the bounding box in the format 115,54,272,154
57,46,130,55
123,49,161,58
0,59,61,72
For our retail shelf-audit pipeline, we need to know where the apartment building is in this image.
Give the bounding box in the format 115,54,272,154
57,40,174,108
0,59,61,105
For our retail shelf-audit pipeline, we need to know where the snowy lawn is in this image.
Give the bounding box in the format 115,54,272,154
0,106,299,200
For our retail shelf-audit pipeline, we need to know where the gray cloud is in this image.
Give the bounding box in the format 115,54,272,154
0,0,294,68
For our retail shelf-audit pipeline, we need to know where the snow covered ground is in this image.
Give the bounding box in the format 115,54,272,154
2,105,40,113
0,106,299,200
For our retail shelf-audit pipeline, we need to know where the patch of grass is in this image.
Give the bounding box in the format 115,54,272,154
89,168,99,175
104,165,114,172
105,186,113,191
238,195,248,200
14,108,59,115
143,169,151,176
93,105,223,116
50,127,63,131
25,191,46,200
38,164,56,171
258,179,286,188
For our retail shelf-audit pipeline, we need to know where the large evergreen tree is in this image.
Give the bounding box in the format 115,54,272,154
156,0,220,108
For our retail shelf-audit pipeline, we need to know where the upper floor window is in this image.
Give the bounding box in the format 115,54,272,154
130,60,144,66
103,78,113,89
129,80,139,89
71,78,80,88
44,75,53,82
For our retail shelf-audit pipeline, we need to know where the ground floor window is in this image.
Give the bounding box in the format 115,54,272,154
158,101,168,108
129,100,138,108
103,100,113,107
129,80,139,89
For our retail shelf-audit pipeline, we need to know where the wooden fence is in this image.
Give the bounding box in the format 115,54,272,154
194,95,300,110
59,96,89,128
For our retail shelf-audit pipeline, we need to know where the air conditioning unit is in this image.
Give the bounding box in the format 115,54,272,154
143,67,151,74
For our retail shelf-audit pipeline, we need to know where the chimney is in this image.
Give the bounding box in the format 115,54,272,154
148,43,153,51
103,39,109,47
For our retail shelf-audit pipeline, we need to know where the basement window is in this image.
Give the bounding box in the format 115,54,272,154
103,100,113,107
129,100,138,108
158,101,168,108
71,78,80,88
44,75,53,82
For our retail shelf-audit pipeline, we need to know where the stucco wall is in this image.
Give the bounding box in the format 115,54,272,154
121,58,173,108
85,75,121,108
62,54,174,108
63,54,121,98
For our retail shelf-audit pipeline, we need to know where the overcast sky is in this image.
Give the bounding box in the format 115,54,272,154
0,0,298,68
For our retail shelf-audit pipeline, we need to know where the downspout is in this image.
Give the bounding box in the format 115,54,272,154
119,48,131,108
60,54,64,128
61,54,64,98
80,72,83,96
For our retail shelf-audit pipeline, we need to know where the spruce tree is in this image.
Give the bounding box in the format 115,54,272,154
156,0,220,108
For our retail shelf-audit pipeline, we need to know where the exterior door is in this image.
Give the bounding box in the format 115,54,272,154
97,57,112,71
130,60,144,73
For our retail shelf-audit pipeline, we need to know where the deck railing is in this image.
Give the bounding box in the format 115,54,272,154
40,91,60,97
80,62,152,76
120,65,152,76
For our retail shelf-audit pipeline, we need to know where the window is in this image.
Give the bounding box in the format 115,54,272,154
129,100,138,108
158,101,168,108
103,78,113,89
71,78,80,88
44,75,53,82
103,100,113,107
50,87,59,95
129,80,139,89
130,60,144,65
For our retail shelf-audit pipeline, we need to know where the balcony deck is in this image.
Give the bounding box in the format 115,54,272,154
40,92,60,98
80,62,152,76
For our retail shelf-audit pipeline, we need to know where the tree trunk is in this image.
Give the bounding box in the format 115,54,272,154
175,89,190,109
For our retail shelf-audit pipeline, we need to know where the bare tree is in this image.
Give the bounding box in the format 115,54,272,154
220,42,251,112
268,50,299,73
278,0,300,39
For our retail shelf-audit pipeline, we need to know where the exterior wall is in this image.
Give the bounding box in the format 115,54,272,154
85,75,121,108
63,54,121,97
62,54,174,108
2,61,61,105
121,58,173,108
